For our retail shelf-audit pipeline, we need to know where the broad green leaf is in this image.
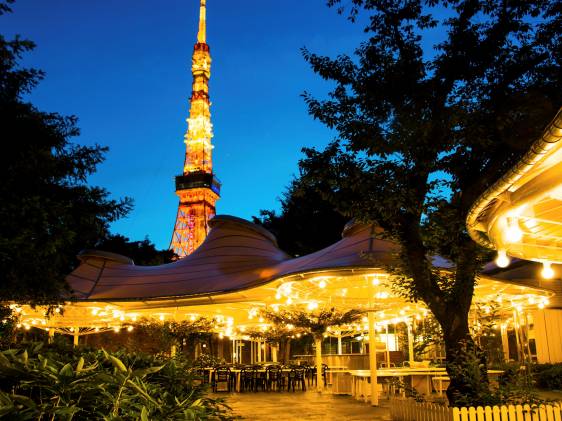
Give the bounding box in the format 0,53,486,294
108,355,127,373
59,362,74,377
76,357,84,372
140,406,149,421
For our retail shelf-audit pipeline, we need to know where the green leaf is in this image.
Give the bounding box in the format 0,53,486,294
11,394,36,409
59,362,74,377
131,365,163,378
140,406,149,421
108,355,127,373
76,356,84,372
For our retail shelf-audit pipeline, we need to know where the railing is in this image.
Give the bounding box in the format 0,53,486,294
390,398,562,421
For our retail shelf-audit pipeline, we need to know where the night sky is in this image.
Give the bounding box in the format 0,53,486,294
2,0,376,249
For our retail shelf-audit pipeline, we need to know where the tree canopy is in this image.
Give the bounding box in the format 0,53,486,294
299,0,561,405
0,10,132,305
253,177,347,256
95,234,176,266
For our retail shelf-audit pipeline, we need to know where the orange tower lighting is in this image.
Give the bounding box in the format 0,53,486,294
170,0,220,257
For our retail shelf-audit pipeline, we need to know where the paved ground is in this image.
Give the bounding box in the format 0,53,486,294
219,390,392,420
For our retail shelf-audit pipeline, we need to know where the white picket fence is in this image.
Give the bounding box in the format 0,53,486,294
390,398,562,421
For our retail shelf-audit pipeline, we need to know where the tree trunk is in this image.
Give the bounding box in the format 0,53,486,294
441,312,490,406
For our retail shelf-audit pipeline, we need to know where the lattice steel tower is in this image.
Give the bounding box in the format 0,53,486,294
170,0,220,257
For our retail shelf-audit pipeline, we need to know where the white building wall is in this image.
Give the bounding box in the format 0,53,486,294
533,309,562,363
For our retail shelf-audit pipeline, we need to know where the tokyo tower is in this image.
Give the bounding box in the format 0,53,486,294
170,0,220,257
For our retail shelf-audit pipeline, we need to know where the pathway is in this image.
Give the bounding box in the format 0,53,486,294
221,390,392,420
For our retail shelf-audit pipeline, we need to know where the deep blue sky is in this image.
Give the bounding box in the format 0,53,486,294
3,0,376,249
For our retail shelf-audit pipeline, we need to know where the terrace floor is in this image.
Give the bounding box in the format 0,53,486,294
221,390,392,421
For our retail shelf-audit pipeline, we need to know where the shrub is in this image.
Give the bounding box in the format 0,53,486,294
534,363,562,390
0,343,232,420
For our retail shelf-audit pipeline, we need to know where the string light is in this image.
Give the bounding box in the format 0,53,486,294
541,262,555,279
318,279,327,289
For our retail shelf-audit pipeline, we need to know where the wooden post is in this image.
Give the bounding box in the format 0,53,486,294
368,311,378,406
73,330,79,348
47,329,55,344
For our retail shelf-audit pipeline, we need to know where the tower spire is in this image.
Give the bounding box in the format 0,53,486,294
170,0,220,258
197,0,206,43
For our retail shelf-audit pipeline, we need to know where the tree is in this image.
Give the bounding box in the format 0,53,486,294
299,0,561,405
96,234,176,266
253,177,347,256
262,307,361,390
0,7,132,306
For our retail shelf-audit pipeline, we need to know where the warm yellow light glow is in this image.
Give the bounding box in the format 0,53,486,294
541,261,555,279
127,326,134,332
114,326,120,333
504,219,523,243
318,279,327,289
495,250,510,268
91,308,99,316
372,277,380,286
286,297,293,305
159,315,165,321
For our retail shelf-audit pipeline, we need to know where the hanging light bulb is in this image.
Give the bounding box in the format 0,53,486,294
504,218,523,243
495,250,511,268
318,279,327,289
541,262,555,279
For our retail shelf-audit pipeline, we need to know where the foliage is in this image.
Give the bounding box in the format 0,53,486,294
262,308,362,338
253,177,347,256
299,0,561,406
95,234,177,266
0,342,232,420
0,11,132,306
0,306,18,349
472,301,504,365
193,354,225,368
533,363,562,390
131,318,215,354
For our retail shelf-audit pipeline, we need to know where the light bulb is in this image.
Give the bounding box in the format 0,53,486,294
504,219,523,243
541,262,555,279
318,279,327,289
495,250,510,268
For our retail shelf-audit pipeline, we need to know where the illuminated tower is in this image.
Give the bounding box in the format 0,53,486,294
171,0,220,257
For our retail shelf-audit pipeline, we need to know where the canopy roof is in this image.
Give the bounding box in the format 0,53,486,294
467,108,562,265
15,216,552,336
68,215,398,301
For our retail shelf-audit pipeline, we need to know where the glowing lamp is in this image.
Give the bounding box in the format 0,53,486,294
541,262,555,279
318,279,327,289
495,250,510,268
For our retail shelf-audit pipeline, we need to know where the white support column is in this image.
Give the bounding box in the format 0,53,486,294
407,321,414,362
272,344,278,362
368,311,379,406
315,336,323,392
73,330,79,348
385,323,390,367
500,322,510,361
250,340,254,364
257,340,262,363
337,333,343,355
47,329,55,344
171,344,177,357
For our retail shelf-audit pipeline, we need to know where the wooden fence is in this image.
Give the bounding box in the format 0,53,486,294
390,398,562,421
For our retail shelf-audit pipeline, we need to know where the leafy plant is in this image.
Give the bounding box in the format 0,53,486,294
0,343,232,420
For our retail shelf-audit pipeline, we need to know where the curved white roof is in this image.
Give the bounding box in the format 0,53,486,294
67,215,398,301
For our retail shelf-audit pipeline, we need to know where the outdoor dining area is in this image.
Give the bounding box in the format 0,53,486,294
11,215,557,408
